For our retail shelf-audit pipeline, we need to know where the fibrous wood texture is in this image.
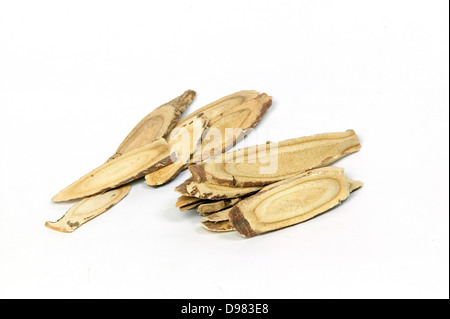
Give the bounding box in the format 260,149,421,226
46,185,131,233
145,90,272,186
145,114,208,186
228,166,362,237
175,195,204,208
201,220,235,232
191,93,272,163
202,207,233,222
111,90,196,159
197,198,241,215
189,130,361,187
52,139,171,202
175,178,262,200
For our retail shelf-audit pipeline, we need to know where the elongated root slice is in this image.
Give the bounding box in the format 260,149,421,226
46,185,131,233
189,130,361,187
176,195,205,208
197,198,241,215
228,166,362,237
145,90,271,186
52,139,171,202
175,178,262,200
202,207,233,222
191,93,273,163
145,114,208,186
110,90,196,160
201,220,236,232
179,201,206,212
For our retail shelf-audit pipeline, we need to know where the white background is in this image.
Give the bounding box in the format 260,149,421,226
0,0,448,299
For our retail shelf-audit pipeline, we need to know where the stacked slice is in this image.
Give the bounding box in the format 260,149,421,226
175,130,363,237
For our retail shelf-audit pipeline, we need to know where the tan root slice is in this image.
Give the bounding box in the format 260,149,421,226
46,185,131,233
176,195,204,208
228,166,362,237
110,90,196,160
145,90,271,186
145,114,208,186
177,179,262,200
179,201,208,212
189,130,361,187
197,198,241,215
202,207,233,222
201,220,235,232
175,90,260,130
192,93,272,163
52,139,171,202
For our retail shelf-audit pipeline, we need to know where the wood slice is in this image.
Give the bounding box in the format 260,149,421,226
52,139,171,202
189,130,361,187
111,90,195,159
201,220,235,232
228,166,362,237
46,185,131,233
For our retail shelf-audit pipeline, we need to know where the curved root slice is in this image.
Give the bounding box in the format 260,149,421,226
52,139,171,202
175,179,261,200
46,185,131,233
229,166,362,237
189,130,361,187
197,198,241,215
176,195,204,208
202,207,233,222
112,90,196,158
201,220,235,232
145,114,208,186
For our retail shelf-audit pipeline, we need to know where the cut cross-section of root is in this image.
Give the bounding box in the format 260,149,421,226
228,166,363,237
46,185,131,233
52,139,171,202
189,130,361,187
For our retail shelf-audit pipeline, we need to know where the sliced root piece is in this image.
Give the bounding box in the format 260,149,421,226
177,179,261,200
179,201,207,212
202,207,232,222
111,90,196,159
46,185,131,233
144,90,271,186
189,130,361,187
52,139,171,202
197,198,241,215
176,90,260,129
229,166,362,237
174,178,193,195
145,114,208,186
192,93,272,163
176,195,204,208
201,220,235,232
145,161,187,186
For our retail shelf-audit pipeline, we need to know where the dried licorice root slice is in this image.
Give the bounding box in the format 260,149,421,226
46,185,131,233
176,179,262,200
189,130,361,187
228,166,362,237
201,220,235,232
145,114,208,186
111,90,196,159
202,207,233,222
52,139,171,202
197,198,241,215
